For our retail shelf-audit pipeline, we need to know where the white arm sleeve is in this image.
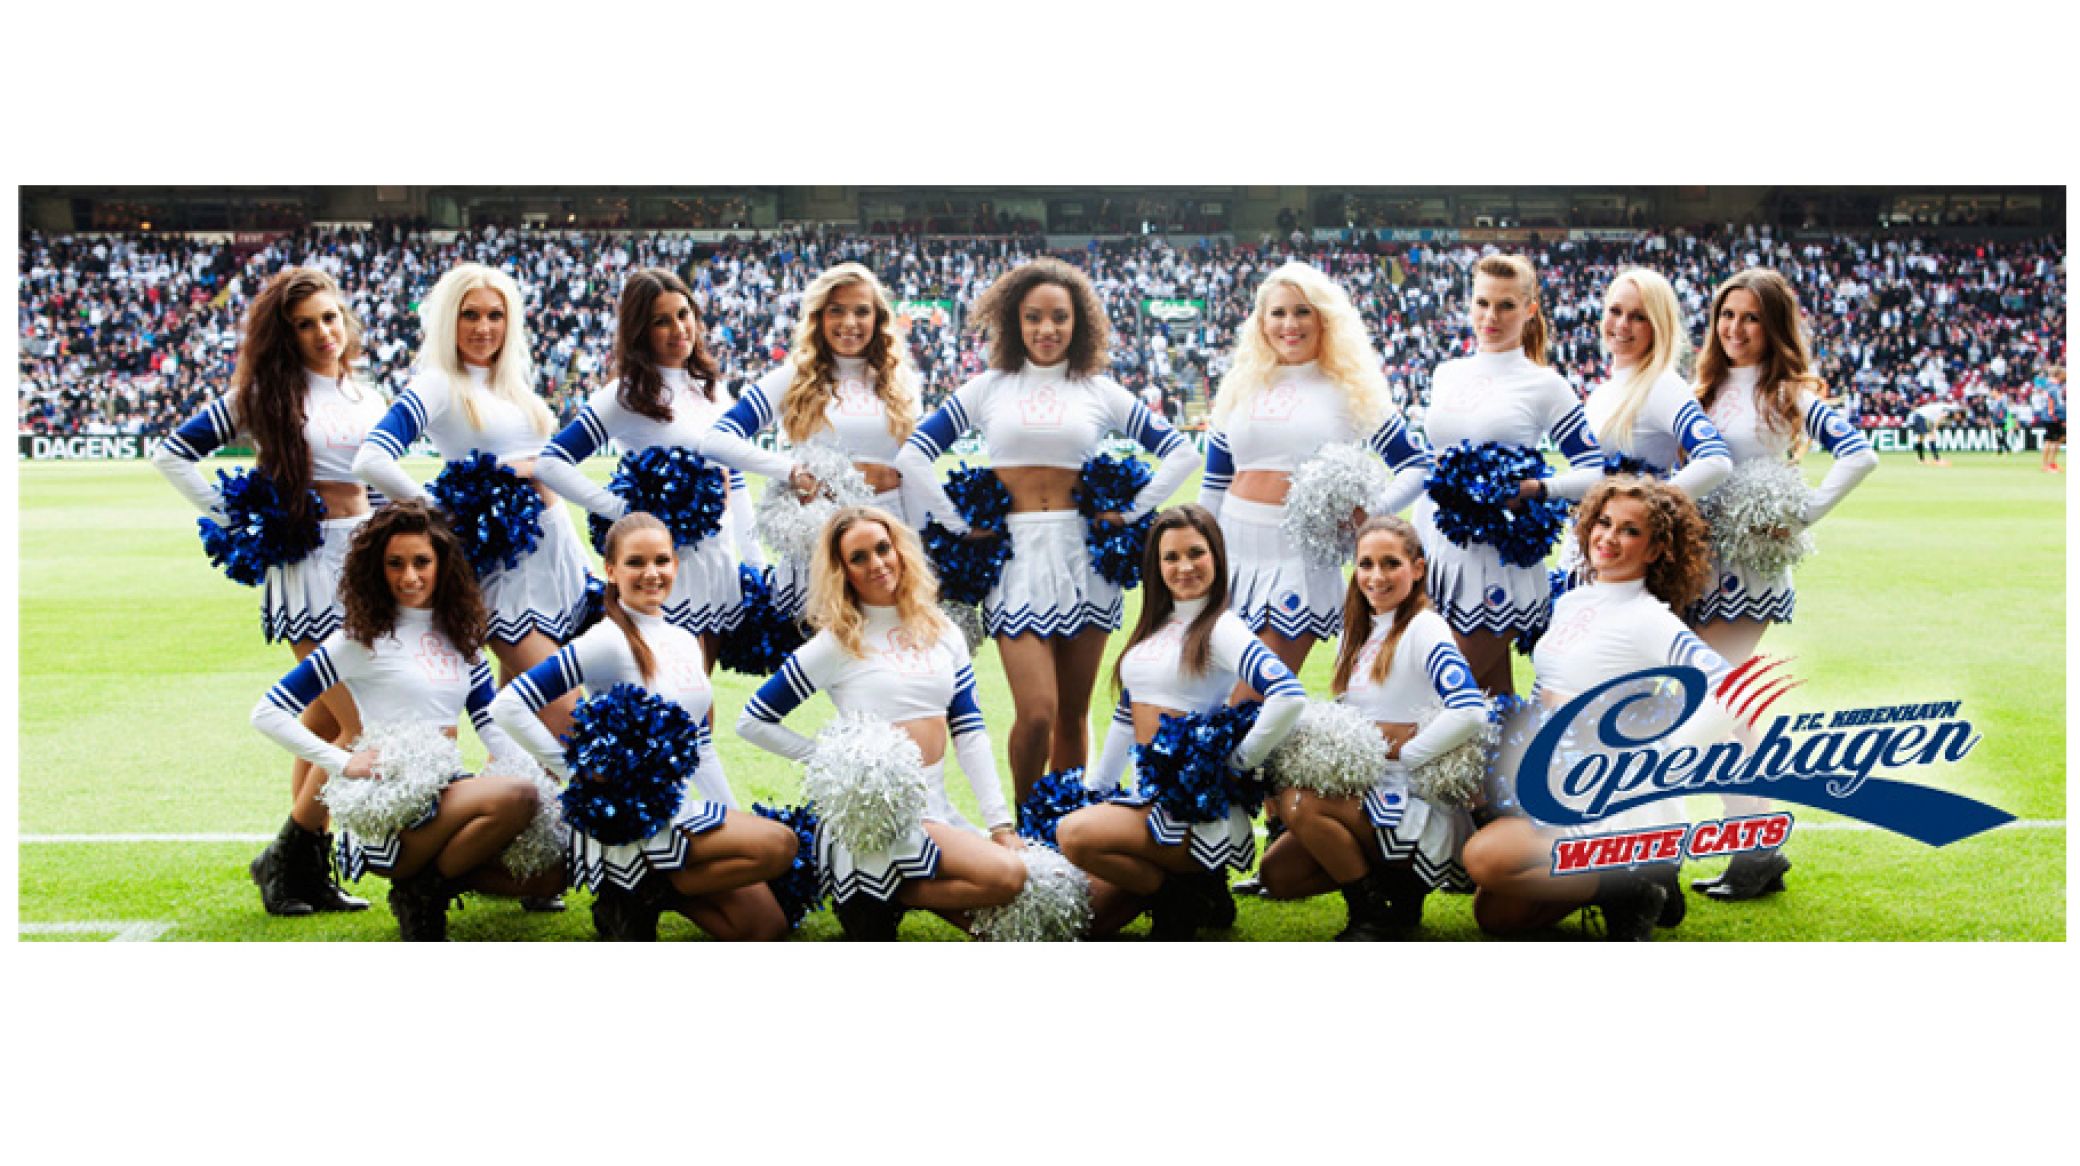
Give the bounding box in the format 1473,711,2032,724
697,372,797,481
1089,695,1136,791
249,636,363,777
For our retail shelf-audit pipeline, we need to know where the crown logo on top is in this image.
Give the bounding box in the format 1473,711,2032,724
1250,380,1302,421
414,633,464,684
1019,384,1065,427
835,377,878,416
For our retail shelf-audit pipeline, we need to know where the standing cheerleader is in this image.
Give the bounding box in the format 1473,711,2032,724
249,502,567,940
737,506,1027,940
894,258,1200,803
698,262,921,617
1199,261,1431,678
152,266,384,916
489,513,796,941
1417,254,1605,696
1684,268,1877,900
1256,517,1488,940
1057,506,1306,939
1462,477,1733,940
1587,268,1733,500
352,263,591,727
534,268,763,669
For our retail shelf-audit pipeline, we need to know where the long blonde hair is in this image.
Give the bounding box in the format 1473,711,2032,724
780,263,920,445
806,506,949,659
1693,268,1823,458
414,262,554,436
1211,261,1389,431
1596,268,1691,451
1331,517,1431,694
1473,254,1549,366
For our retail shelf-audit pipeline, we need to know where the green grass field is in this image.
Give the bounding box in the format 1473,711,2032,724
15,453,2067,940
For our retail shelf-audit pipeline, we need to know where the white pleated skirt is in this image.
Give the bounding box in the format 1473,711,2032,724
483,504,593,645
1413,495,1554,637
1363,769,1475,892
566,792,730,892
982,511,1122,640
262,514,367,644
1685,555,1796,625
1219,496,1344,641
816,760,970,902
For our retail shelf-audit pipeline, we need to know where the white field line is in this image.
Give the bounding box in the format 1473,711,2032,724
20,921,173,942
20,833,272,843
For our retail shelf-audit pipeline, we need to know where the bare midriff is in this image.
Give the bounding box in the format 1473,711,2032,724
1230,469,1292,505
1131,702,1189,745
315,480,371,519
995,465,1084,513
856,462,903,494
894,715,949,767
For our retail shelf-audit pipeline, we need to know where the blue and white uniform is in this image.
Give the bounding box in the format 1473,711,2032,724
488,611,738,891
1199,362,1432,640
700,356,912,616
534,368,760,636
1417,348,1604,637
1339,608,1488,890
1090,598,1307,871
1687,366,1878,624
738,605,1012,902
153,369,386,643
355,365,591,644
249,608,523,878
895,361,1201,638
1559,367,1736,581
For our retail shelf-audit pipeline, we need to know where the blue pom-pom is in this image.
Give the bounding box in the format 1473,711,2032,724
195,467,325,586
427,451,546,578
1075,454,1155,589
557,684,696,846
751,801,825,928
1132,702,1267,823
718,564,809,676
1601,451,1667,480
1513,567,1574,657
1426,441,1572,569
570,574,608,639
598,446,729,552
922,464,1016,607
1016,767,1123,848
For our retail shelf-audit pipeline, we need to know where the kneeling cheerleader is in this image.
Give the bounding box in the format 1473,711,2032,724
490,512,797,941
249,502,568,940
737,506,1030,941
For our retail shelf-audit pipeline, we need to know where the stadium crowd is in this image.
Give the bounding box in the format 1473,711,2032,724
18,222,2065,441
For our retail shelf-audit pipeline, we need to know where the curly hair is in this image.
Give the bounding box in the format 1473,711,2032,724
806,505,949,660
1212,261,1390,431
1573,476,1712,610
1473,254,1550,366
339,501,487,655
1331,516,1431,695
232,267,363,530
781,263,919,445
1694,267,1823,458
970,257,1110,378
612,268,720,422
1111,505,1227,700
415,262,553,436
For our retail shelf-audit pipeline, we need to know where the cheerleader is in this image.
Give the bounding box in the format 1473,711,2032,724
1417,254,1605,696
1461,477,1733,940
1256,517,1488,940
1684,268,1877,900
489,512,796,941
151,266,383,917
1200,261,1430,678
248,502,567,940
1588,268,1733,500
533,268,763,669
352,263,591,731
698,262,921,617
894,258,1200,803
736,506,1027,940
1057,506,1306,940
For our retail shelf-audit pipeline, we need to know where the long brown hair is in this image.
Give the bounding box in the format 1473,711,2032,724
600,512,674,684
1111,505,1228,699
1693,268,1822,457
339,501,486,655
1573,476,1713,610
1331,517,1431,695
612,268,720,422
232,267,362,528
1473,254,1548,366
971,257,1111,378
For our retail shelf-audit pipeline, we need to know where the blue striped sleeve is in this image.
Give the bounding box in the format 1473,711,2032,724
1549,402,1603,469
465,656,499,734
1805,398,1873,457
1112,693,1134,726
1202,429,1234,493
742,653,820,726
1238,640,1306,699
697,709,714,749
263,647,339,717
948,661,987,740
712,382,773,440
509,645,584,712
1367,412,1433,473
1667,629,1731,689
364,389,430,460
543,404,609,465
904,393,972,463
1673,401,1732,463
729,468,747,490
160,397,237,462
1423,641,1487,710
1124,400,1188,458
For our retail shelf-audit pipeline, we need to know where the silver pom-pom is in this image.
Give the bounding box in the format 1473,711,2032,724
1282,442,1391,569
1265,701,1388,798
755,443,874,564
941,601,987,654
1407,705,1499,809
486,753,568,880
802,712,930,855
320,722,459,841
970,845,1091,942
1698,459,1815,578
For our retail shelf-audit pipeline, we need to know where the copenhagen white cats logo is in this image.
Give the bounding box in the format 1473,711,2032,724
1019,384,1065,428
415,634,463,684
1251,380,1301,422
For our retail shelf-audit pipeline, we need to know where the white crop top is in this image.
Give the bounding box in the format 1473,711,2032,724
1340,607,1489,770
153,369,386,514
354,364,553,503
1584,367,1734,499
1423,348,1604,499
1199,362,1431,518
1531,578,1730,701
1701,365,1878,525
535,367,739,519
699,357,909,482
